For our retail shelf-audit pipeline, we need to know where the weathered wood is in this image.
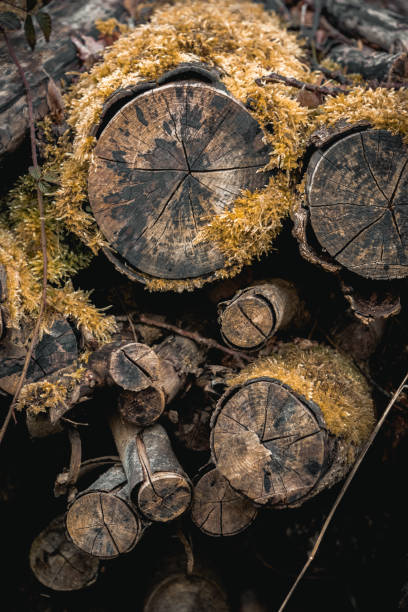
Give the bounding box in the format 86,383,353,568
30,515,99,591
210,377,338,508
0,0,127,162
66,464,142,559
144,573,230,612
218,280,301,351
110,415,192,522
0,318,78,396
329,44,408,84
88,80,270,283
325,0,408,53
191,467,258,537
306,129,408,280
118,335,206,425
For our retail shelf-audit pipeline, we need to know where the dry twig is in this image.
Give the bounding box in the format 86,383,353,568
277,370,408,612
0,30,48,446
255,71,346,96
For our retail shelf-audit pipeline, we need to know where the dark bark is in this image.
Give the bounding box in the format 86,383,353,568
329,44,408,84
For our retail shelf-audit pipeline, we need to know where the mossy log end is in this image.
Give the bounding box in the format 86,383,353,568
30,515,99,591
110,416,192,523
306,129,408,280
88,80,270,284
218,279,301,351
191,468,258,537
210,377,348,508
66,465,142,559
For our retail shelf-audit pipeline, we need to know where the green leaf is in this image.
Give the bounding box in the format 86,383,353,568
29,166,41,180
38,180,49,193
42,172,59,184
24,14,36,49
0,11,21,30
26,0,37,12
35,10,51,42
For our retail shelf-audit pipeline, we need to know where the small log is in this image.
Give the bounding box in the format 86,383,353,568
325,0,408,53
118,335,206,425
218,280,301,351
0,0,127,161
88,75,270,285
110,415,192,522
144,574,230,612
306,128,408,280
65,464,142,559
191,467,258,537
0,318,79,396
329,44,408,84
30,515,99,591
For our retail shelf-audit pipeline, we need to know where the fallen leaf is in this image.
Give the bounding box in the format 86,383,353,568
46,76,64,122
71,34,104,68
297,88,322,108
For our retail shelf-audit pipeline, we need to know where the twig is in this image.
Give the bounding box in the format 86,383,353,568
311,60,353,86
255,71,345,96
0,30,48,446
277,370,408,612
138,314,252,364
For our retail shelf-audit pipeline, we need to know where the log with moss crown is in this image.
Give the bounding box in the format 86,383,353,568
305,128,408,281
210,343,375,508
65,464,143,559
218,279,302,351
110,415,192,523
87,67,271,287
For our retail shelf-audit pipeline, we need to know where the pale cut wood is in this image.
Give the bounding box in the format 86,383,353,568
191,468,258,536
210,377,330,507
88,81,270,282
307,129,408,280
109,416,192,522
218,279,301,351
30,515,99,591
66,464,142,559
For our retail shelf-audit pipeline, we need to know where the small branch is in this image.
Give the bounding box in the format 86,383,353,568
255,71,345,96
277,370,408,612
138,314,252,364
0,29,48,446
311,60,353,86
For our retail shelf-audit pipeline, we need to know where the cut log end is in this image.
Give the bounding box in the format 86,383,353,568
88,80,270,283
137,472,192,523
210,378,328,507
118,387,165,427
220,295,274,350
66,491,141,559
144,573,230,612
307,129,408,280
30,515,99,591
109,342,162,392
191,468,257,536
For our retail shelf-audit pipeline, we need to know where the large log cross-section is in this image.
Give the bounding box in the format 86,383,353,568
88,80,270,283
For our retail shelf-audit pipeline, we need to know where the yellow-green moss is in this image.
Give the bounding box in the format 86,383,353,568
228,343,375,448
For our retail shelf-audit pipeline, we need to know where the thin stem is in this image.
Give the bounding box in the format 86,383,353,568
138,314,252,365
255,72,345,96
0,29,48,446
277,370,408,612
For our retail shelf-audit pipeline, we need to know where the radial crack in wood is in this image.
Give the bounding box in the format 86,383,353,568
88,81,270,281
210,378,328,507
307,129,408,280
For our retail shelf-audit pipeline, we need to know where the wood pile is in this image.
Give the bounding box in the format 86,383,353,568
1,0,408,610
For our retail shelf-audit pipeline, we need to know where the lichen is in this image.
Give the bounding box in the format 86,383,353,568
228,342,375,450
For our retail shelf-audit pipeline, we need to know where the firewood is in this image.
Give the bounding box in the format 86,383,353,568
144,573,230,612
110,415,192,522
117,335,206,425
210,343,374,508
65,464,142,559
191,467,258,537
87,73,270,286
306,128,408,280
329,44,408,85
325,0,408,54
218,280,302,351
30,515,99,591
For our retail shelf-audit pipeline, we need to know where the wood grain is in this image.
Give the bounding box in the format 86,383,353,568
307,129,408,280
88,81,270,281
